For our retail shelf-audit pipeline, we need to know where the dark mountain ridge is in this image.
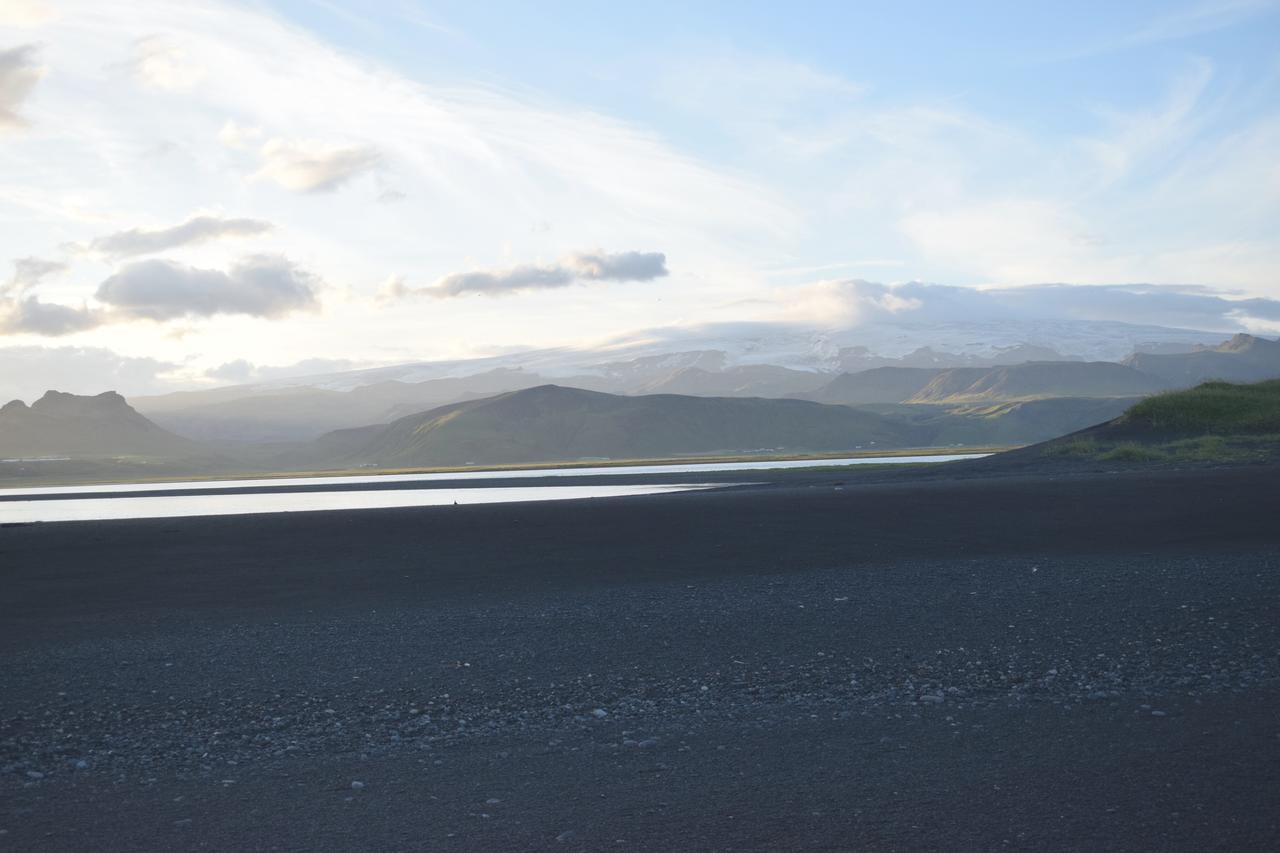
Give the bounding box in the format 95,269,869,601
1123,333,1280,386
304,384,917,468
804,361,1168,406
0,391,195,458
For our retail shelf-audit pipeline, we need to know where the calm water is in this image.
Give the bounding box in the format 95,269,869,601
0,452,988,498
0,484,713,524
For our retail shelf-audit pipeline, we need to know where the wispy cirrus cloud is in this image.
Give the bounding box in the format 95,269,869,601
384,250,669,299
4,256,67,295
89,215,274,258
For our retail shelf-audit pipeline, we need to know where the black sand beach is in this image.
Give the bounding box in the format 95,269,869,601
2,465,1279,851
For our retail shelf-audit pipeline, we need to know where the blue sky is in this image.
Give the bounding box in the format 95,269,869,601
0,0,1277,394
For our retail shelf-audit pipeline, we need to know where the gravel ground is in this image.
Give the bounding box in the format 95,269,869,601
2,466,1278,850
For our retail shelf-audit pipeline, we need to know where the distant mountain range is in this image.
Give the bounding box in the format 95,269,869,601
131,331,1275,445
5,333,1278,482
804,362,1167,406
1123,334,1280,387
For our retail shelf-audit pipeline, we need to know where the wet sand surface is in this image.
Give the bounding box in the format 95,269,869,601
2,465,1278,851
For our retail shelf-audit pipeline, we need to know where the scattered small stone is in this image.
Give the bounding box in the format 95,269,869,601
591,708,608,719
25,770,44,780
1150,710,1167,717
351,780,366,790
556,830,577,843
486,798,501,805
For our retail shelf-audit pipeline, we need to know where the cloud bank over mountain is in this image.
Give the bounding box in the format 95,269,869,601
777,280,1280,333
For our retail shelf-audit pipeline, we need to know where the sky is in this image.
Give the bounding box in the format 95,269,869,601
1,0,1278,397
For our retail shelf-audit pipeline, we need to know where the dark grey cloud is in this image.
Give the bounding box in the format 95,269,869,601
393,250,669,299
95,255,320,321
90,215,274,258
0,345,180,404
0,44,42,129
563,250,668,282
5,256,67,295
434,264,574,297
0,296,101,336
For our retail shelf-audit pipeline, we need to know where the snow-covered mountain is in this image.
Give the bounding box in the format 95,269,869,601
259,318,1226,392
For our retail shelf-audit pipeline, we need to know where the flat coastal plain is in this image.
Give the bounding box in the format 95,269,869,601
2,465,1279,851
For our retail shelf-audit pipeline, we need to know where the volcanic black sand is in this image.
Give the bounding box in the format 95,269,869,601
2,464,1279,851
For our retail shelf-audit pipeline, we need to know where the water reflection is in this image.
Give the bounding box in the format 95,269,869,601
0,484,713,524
0,452,988,497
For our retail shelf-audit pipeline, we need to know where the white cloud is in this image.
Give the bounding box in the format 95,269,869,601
253,139,382,192
217,119,262,149
89,215,274,258
0,43,43,128
127,35,206,91
0,0,55,27
95,255,320,320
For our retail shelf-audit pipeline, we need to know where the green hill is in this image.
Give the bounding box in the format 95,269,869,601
310,385,916,468
1030,379,1280,465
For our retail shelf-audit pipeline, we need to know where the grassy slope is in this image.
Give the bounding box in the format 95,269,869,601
1041,379,1280,464
339,386,918,468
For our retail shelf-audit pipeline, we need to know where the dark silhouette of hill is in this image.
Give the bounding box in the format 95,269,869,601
0,391,195,458
307,385,915,468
